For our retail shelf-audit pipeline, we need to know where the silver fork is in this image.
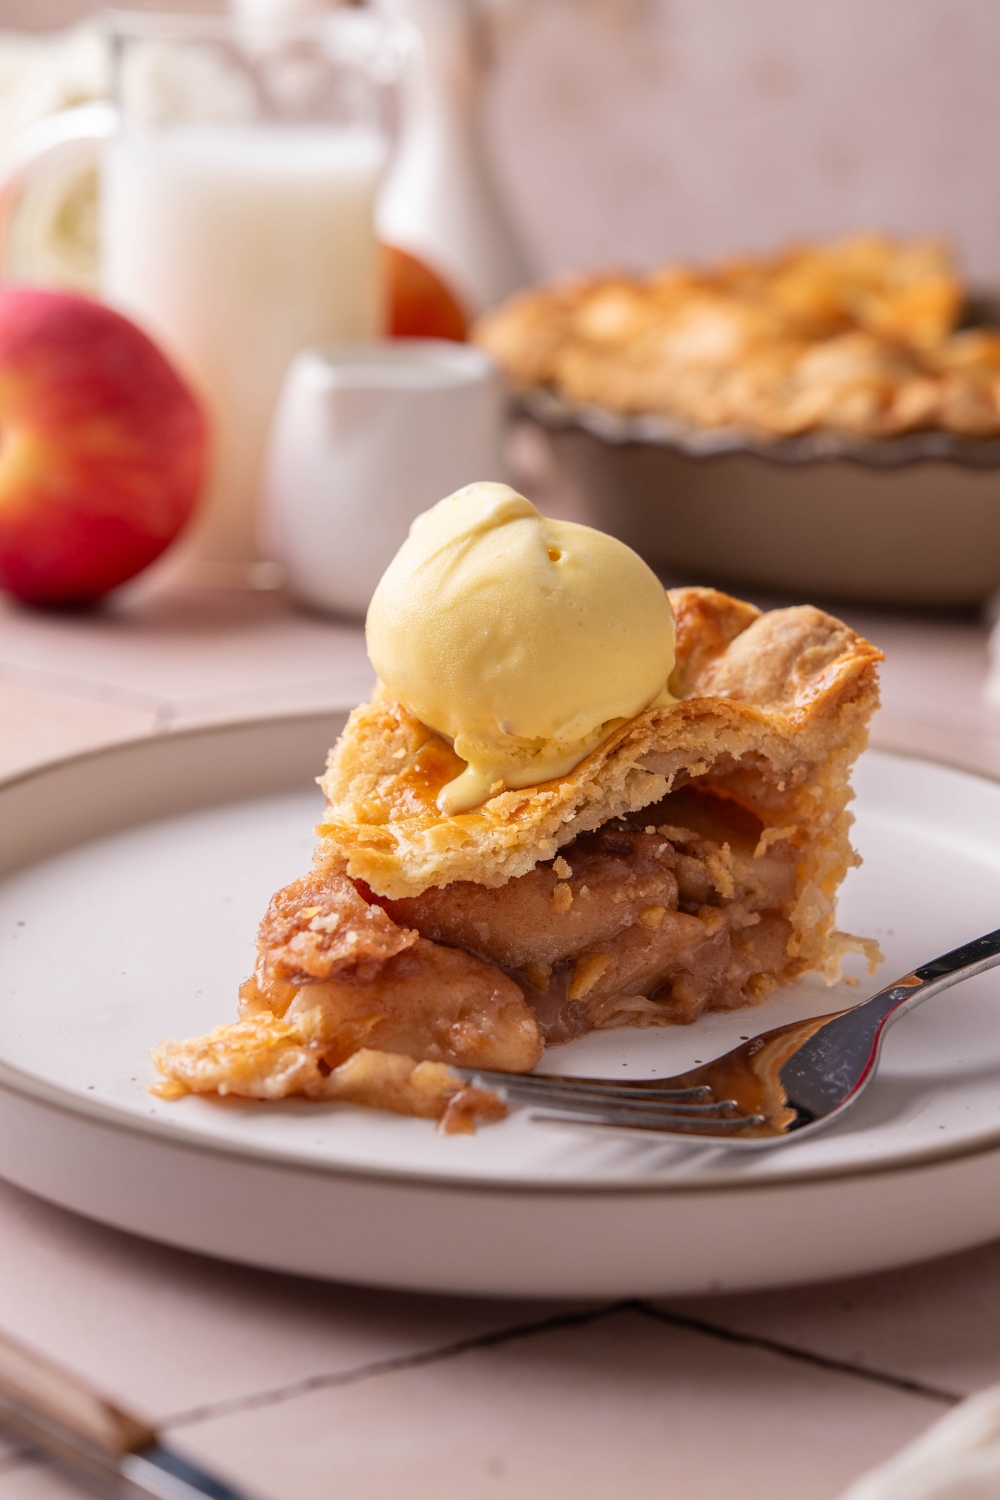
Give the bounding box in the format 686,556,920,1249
456,927,1000,1148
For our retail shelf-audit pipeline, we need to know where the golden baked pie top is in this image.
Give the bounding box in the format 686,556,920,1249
318,587,882,900
473,234,1000,439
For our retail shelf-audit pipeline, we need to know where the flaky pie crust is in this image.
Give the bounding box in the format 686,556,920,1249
319,586,881,987
153,588,882,1124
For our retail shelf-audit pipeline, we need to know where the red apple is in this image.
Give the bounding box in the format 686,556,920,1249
383,243,468,342
0,287,209,606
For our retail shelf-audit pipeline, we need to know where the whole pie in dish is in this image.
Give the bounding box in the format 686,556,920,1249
473,233,1000,440
153,489,882,1132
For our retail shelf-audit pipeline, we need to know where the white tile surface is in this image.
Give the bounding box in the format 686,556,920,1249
0,586,371,730
172,1306,941,1500
665,1238,1000,1400
0,679,158,778
0,1465,80,1500
0,1181,559,1425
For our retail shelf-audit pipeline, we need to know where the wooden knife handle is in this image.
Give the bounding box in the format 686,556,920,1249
0,1325,155,1455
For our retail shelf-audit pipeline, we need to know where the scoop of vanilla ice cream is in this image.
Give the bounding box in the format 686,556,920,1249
366,482,676,814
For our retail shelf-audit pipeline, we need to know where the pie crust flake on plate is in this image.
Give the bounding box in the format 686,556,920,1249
152,588,883,1131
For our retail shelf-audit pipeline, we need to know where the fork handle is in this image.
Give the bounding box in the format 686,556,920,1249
861,925,1000,1032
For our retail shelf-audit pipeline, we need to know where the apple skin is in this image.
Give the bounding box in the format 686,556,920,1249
383,243,468,342
0,287,209,606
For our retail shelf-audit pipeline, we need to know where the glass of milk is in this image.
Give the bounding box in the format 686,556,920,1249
0,10,412,588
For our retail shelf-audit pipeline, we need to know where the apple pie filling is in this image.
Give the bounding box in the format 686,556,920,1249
236,757,805,1080
383,766,801,1039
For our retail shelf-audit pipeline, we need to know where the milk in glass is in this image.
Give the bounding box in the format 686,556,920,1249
101,125,385,580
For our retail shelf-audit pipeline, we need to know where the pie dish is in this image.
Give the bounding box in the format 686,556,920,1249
474,234,1000,440
153,587,882,1129
474,237,1000,609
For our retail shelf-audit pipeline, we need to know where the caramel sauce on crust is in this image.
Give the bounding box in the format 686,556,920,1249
387,736,466,817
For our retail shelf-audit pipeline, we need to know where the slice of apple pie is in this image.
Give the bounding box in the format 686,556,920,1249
153,585,882,1131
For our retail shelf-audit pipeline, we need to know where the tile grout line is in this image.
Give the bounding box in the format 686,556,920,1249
637,1304,962,1406
160,1295,961,1439
0,1301,961,1470
160,1302,632,1432
0,661,370,719
0,661,167,715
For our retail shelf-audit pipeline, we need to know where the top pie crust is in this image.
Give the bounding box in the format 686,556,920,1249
319,588,882,925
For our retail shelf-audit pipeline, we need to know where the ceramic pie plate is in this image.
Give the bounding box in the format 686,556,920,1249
3,712,1000,1299
519,387,1000,606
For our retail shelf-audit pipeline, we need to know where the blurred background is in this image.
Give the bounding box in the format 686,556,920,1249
5,0,1000,285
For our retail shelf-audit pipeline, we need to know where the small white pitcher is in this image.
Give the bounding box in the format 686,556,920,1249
263,338,504,616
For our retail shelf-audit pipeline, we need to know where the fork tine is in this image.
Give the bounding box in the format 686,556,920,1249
532,1108,767,1132
502,1081,716,1105
499,1084,740,1117
456,1068,713,1103
453,1067,762,1130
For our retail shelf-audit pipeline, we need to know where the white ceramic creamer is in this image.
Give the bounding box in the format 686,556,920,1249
263,339,504,616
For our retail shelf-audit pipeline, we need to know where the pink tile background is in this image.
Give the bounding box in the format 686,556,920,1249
485,0,1000,285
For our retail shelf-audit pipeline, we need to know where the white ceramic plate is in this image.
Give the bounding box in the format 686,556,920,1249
3,715,1000,1298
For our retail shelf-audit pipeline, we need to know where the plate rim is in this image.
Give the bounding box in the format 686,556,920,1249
5,716,1000,1199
